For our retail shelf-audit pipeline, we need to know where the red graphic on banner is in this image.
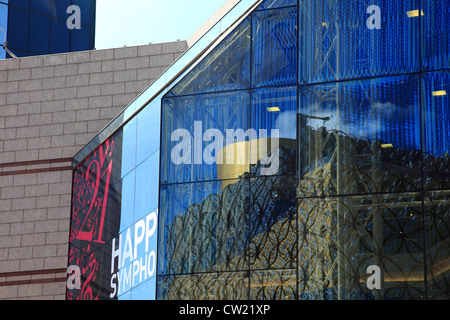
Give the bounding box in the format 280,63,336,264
67,138,115,300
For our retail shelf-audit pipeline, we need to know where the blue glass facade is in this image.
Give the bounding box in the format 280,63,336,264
69,0,450,300
0,0,95,58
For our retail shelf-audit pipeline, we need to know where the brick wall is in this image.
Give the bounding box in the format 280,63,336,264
0,41,187,299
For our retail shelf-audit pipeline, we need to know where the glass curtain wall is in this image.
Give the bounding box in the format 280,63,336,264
3,0,95,58
68,0,449,300
158,0,450,300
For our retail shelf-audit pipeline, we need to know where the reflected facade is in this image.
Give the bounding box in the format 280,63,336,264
69,0,450,300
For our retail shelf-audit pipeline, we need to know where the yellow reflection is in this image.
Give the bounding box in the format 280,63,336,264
432,90,447,96
381,143,393,148
406,10,424,18
267,106,280,112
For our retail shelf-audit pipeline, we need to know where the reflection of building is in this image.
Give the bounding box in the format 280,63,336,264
160,124,449,300
66,0,450,300
216,138,296,188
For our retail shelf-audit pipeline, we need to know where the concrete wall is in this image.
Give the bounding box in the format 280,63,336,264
0,41,187,299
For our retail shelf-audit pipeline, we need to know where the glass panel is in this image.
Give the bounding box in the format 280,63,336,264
30,0,51,15
250,269,297,300
119,170,135,233
422,0,450,70
49,17,70,54
70,25,91,51
298,75,421,197
28,13,50,55
9,0,29,9
161,90,251,184
251,86,297,176
157,272,249,300
136,98,160,166
249,176,297,270
167,18,251,97
256,0,297,11
422,71,450,191
252,6,297,87
134,151,159,221
131,278,157,300
121,117,137,178
298,194,425,300
51,0,71,19
6,6,29,53
299,0,420,83
425,191,450,299
158,179,249,275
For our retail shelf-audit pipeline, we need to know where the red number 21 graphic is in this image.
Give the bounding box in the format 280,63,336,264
73,138,114,244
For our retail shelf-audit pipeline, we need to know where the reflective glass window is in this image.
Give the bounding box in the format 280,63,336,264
167,18,251,97
28,13,50,54
49,17,70,54
157,272,248,300
250,269,297,300
30,0,50,15
249,175,297,270
422,0,450,70
51,0,71,19
422,71,450,191
252,6,297,87
131,277,156,300
251,86,297,176
298,194,425,300
119,170,135,233
161,90,251,184
299,0,420,83
158,179,249,276
70,25,91,51
136,98,160,166
7,6,29,52
298,75,421,197
9,0,28,9
134,151,159,221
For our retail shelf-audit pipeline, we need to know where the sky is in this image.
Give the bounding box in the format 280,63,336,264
95,0,228,50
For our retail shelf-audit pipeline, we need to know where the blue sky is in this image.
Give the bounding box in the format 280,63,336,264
95,0,227,49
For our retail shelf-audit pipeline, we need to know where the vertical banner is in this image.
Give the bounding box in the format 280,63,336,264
67,137,116,300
